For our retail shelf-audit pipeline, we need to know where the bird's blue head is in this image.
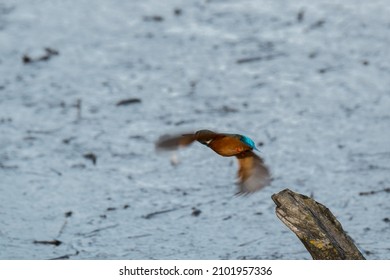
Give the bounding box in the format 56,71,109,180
239,135,259,151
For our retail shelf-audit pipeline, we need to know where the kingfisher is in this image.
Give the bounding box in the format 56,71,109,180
156,129,271,194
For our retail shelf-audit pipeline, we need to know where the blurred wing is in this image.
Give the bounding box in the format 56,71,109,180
193,129,219,145
235,150,271,194
155,133,196,151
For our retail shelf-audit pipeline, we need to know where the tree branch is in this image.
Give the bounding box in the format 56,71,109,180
272,189,365,260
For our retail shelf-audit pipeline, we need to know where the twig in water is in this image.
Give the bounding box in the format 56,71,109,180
79,224,119,237
33,239,62,246
143,208,179,219
359,188,390,196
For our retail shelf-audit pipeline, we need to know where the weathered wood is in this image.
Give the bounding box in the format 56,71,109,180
271,189,365,260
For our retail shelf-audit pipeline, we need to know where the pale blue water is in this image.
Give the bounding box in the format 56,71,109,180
0,0,389,259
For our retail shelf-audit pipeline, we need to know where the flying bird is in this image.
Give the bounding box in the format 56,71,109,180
156,129,271,194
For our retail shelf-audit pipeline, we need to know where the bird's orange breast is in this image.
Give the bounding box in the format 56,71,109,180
207,136,252,157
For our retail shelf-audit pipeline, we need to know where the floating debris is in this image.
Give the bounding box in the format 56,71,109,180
143,208,179,219
174,8,182,16
359,188,390,196
128,233,152,239
23,47,59,64
83,153,97,165
236,53,284,64
79,224,119,237
191,207,201,217
50,250,79,260
143,15,164,22
116,98,142,106
33,239,62,246
307,19,326,31
65,211,73,218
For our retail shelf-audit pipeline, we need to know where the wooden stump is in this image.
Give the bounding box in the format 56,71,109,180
271,189,365,260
